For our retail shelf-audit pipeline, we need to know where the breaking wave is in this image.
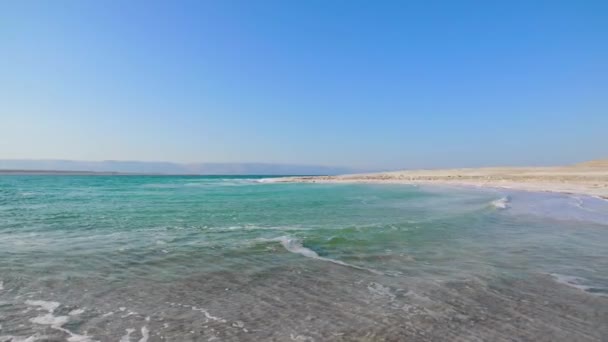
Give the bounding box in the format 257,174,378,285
260,236,383,275
490,196,510,209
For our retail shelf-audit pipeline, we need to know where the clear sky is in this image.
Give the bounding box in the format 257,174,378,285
1,0,607,170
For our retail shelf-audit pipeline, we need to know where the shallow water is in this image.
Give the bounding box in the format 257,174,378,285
0,175,607,341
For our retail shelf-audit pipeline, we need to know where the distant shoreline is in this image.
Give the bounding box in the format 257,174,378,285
0,169,152,175
0,170,307,177
277,160,608,199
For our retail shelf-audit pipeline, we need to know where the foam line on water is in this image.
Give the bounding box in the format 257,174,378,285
490,196,510,209
213,225,310,232
69,308,85,316
549,273,607,297
138,326,149,342
255,178,279,183
119,328,135,342
24,300,60,312
264,236,383,275
192,306,227,323
0,333,42,342
550,273,592,291
25,300,97,342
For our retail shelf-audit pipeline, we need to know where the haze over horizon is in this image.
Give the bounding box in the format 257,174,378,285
0,157,605,176
1,1,607,169
0,159,358,175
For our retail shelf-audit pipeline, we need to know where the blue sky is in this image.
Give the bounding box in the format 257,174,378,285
1,0,607,170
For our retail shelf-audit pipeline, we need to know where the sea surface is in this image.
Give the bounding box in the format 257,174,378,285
0,175,607,341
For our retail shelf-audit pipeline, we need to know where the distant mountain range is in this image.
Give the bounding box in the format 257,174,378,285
0,159,356,175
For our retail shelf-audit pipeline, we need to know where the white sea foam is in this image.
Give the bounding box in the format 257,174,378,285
30,313,69,326
0,334,42,342
213,225,310,232
183,179,261,187
490,196,510,209
277,236,320,258
255,178,279,183
69,308,85,316
550,273,593,292
367,282,396,301
290,333,315,341
140,183,180,189
192,306,227,323
20,192,36,197
66,333,95,342
265,236,383,275
121,311,138,318
549,273,607,297
506,192,608,225
119,328,135,342
24,300,61,312
25,300,96,342
183,182,208,186
570,195,607,215
571,196,586,210
138,326,149,342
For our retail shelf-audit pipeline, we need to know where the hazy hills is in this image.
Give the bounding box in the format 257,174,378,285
0,159,355,175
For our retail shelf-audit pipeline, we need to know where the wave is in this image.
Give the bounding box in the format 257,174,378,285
140,183,181,189
570,196,599,213
490,196,510,209
25,300,95,341
142,179,263,189
254,178,280,183
505,192,608,225
261,236,383,275
209,225,311,232
217,179,264,186
570,195,608,215
550,273,607,297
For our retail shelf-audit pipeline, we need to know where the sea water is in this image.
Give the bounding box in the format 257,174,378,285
0,175,607,341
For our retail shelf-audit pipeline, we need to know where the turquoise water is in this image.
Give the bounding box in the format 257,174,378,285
1,176,607,341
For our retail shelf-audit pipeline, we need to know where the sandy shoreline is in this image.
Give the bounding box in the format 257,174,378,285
278,160,608,199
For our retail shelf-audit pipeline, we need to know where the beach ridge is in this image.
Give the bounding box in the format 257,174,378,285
279,160,608,198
